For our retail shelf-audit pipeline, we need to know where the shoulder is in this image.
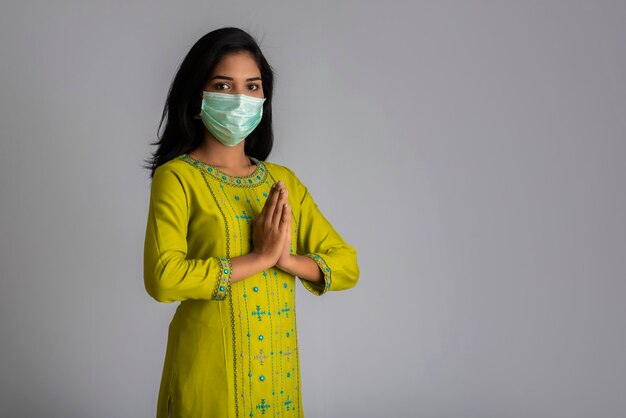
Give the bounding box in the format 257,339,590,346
261,160,301,184
150,156,200,205
261,160,312,202
153,155,198,183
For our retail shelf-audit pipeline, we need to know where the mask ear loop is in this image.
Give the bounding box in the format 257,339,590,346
193,91,204,119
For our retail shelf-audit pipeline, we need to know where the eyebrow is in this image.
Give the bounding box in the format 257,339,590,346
210,75,262,82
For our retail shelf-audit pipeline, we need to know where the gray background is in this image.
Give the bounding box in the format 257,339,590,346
0,1,624,417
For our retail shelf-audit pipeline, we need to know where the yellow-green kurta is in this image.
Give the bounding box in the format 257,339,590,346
143,153,359,418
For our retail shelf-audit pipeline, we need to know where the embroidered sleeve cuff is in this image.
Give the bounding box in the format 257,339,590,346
212,257,232,300
301,253,332,296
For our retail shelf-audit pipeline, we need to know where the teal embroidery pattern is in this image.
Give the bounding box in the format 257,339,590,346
303,253,332,294
180,153,268,187
256,398,270,415
212,257,232,300
252,305,267,322
281,302,291,318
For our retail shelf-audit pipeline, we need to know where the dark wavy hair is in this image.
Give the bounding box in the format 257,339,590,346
144,27,276,178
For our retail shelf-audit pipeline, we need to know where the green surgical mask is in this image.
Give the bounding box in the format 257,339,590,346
198,91,266,147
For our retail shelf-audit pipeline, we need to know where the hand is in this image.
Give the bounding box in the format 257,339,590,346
250,180,291,268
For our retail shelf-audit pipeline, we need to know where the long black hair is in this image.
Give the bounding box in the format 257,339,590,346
144,27,275,178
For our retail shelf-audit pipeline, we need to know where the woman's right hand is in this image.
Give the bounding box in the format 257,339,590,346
251,180,291,267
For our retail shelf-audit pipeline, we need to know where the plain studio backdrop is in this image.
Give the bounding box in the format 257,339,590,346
0,1,624,417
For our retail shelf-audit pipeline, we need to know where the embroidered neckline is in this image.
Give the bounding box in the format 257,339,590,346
179,153,268,187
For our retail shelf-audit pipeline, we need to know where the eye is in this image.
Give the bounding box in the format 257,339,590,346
248,84,260,91
215,82,229,90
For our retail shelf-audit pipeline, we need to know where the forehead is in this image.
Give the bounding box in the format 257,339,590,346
211,51,261,77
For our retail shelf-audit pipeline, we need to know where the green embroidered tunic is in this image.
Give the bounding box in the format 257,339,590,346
143,153,360,417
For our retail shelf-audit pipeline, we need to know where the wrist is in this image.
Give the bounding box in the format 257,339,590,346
277,253,296,274
251,250,276,270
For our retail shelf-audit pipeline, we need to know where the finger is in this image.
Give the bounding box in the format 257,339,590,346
285,209,292,240
267,181,284,224
258,182,277,219
286,206,292,243
281,202,291,223
266,180,285,225
273,187,288,226
280,202,291,231
282,208,292,250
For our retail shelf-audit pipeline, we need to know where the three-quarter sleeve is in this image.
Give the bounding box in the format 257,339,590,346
285,167,360,296
143,166,232,303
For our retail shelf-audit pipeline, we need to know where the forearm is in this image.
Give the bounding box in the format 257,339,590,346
230,252,274,284
277,254,324,284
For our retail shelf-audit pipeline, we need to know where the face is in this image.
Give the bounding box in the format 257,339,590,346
201,51,264,99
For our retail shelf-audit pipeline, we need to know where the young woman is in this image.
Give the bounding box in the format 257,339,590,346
143,27,360,418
